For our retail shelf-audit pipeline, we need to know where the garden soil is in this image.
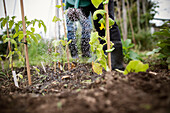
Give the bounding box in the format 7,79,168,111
0,62,169,113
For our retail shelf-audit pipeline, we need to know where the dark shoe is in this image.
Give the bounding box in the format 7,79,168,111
81,38,91,57
69,39,78,58
111,41,124,70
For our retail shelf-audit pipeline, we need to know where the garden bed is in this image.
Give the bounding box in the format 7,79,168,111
0,62,169,113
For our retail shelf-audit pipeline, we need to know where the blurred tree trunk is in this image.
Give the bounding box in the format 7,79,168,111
142,0,148,29
137,0,141,32
126,0,136,44
122,0,127,40
115,0,124,40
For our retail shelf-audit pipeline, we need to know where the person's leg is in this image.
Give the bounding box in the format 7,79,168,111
66,15,78,58
78,8,91,57
91,0,124,70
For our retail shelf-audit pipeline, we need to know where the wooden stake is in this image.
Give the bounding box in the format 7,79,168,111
104,1,111,71
54,0,57,73
3,0,13,71
60,0,70,70
20,0,32,85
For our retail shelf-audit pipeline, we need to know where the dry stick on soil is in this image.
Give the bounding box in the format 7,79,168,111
3,0,13,72
126,0,136,45
60,0,70,70
20,0,32,85
104,1,111,71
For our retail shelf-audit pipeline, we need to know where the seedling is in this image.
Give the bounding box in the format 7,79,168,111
116,60,149,75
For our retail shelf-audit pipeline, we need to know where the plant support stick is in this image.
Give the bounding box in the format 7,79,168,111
3,0,13,71
20,0,32,85
60,0,70,70
104,0,111,71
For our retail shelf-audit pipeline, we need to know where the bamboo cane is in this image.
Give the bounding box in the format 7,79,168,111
54,0,58,73
3,0,13,71
60,0,70,70
20,0,32,85
104,0,111,71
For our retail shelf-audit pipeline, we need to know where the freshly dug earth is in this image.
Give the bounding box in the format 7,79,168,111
0,63,169,113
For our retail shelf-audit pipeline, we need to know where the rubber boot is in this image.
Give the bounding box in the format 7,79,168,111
69,39,78,58
111,41,124,70
81,38,91,57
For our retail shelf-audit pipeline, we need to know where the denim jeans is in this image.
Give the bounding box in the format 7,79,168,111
66,9,92,41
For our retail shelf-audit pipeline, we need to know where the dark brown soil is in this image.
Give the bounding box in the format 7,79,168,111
0,63,170,113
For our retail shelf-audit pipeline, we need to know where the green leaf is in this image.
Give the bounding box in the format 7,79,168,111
31,27,35,32
52,40,60,47
18,33,24,42
123,60,149,75
109,18,115,27
52,16,61,23
91,0,103,8
3,38,10,43
12,16,16,20
2,18,7,27
166,57,170,64
93,10,106,20
31,34,38,44
15,23,19,32
9,20,14,29
40,20,47,33
10,39,17,47
89,32,100,52
129,51,139,60
52,52,60,57
56,5,61,8
92,62,103,75
105,48,115,53
38,21,41,28
2,35,7,40
17,73,23,79
0,17,4,22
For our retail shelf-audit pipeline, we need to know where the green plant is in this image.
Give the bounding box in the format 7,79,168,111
52,39,72,70
116,60,149,75
122,39,142,63
147,26,170,69
0,16,46,68
89,32,114,74
89,0,115,74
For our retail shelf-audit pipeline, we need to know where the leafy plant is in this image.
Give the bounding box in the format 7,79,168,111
116,60,149,75
52,39,72,70
147,26,170,69
89,32,114,74
0,16,46,68
89,0,115,74
122,39,142,63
